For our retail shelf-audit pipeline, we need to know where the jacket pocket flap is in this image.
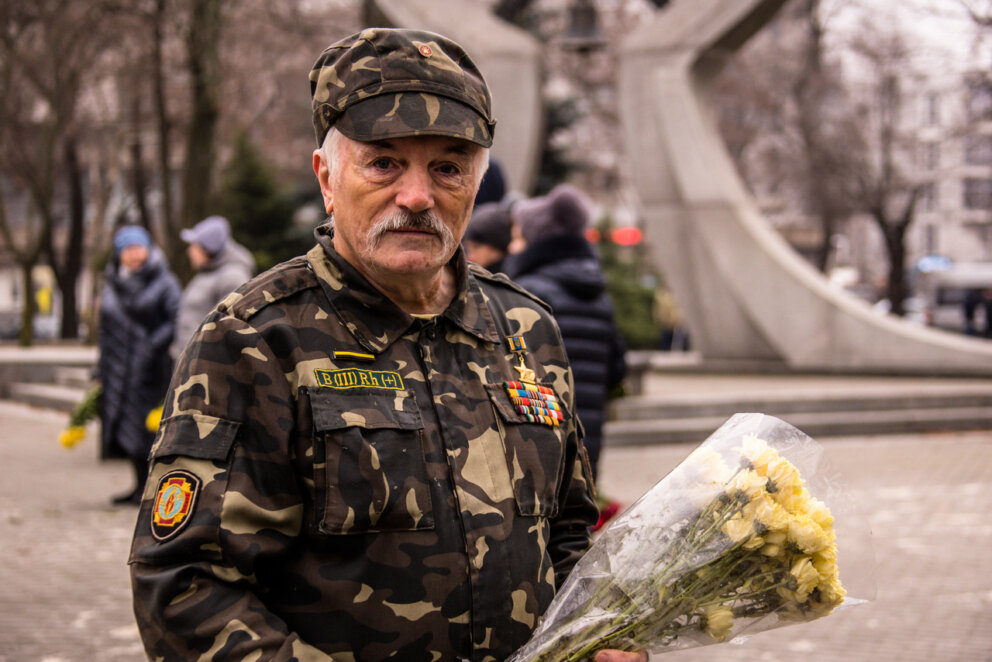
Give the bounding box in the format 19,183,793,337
308,386,423,432
150,413,240,460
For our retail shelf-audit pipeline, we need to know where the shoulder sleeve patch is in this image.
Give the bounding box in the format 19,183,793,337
150,470,201,541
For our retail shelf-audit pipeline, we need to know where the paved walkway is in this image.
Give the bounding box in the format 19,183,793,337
1,395,990,661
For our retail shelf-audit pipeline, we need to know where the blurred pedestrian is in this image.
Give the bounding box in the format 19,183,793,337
169,215,256,361
463,202,513,272
508,184,627,490
97,225,181,505
963,287,992,337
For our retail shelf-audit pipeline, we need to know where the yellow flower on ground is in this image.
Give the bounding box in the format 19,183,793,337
703,604,734,642
59,426,86,449
146,406,163,432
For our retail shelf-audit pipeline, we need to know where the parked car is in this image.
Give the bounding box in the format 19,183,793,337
916,262,992,335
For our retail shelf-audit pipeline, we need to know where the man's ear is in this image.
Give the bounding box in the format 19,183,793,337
313,150,333,214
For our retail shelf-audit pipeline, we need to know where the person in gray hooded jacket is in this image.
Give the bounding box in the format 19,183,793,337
169,215,256,360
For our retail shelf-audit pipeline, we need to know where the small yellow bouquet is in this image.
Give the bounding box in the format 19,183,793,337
59,384,102,449
509,413,873,661
146,404,163,432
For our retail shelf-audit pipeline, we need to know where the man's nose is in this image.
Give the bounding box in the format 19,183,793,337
394,168,434,213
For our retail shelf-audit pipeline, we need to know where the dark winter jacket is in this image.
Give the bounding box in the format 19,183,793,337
169,240,255,360
98,247,181,460
508,234,626,475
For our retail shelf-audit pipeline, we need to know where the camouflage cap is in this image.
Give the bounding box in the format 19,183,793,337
310,28,496,148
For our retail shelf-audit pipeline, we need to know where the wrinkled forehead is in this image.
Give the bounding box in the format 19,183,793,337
347,133,483,159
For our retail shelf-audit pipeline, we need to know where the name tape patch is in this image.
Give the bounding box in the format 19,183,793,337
315,368,404,390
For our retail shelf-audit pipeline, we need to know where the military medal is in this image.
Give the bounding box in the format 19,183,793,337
504,336,561,427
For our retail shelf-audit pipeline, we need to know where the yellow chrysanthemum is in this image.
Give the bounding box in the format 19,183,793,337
760,542,782,557
744,495,791,532
146,406,163,432
742,535,765,551
787,513,830,554
809,577,846,615
807,497,835,529
759,530,787,558
766,456,802,495
722,514,754,544
726,469,768,500
812,550,838,581
740,434,778,474
790,557,820,599
59,426,86,449
773,481,811,513
686,447,732,485
703,604,734,642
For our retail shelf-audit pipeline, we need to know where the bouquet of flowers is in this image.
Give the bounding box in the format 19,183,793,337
59,384,102,449
509,413,873,661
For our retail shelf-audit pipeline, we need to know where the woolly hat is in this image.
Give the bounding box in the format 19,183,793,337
113,225,151,254
181,216,231,256
513,184,592,245
465,203,512,252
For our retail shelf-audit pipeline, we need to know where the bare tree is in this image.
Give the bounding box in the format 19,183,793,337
844,27,923,316
0,0,119,344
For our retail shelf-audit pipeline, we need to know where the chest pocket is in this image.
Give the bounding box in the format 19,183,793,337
485,382,567,518
307,386,433,535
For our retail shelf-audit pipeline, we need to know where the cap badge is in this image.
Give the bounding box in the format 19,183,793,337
418,44,433,57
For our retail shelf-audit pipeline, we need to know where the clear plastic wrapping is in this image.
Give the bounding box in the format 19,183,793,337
510,413,876,661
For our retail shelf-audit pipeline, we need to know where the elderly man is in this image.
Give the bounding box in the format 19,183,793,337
128,28,643,662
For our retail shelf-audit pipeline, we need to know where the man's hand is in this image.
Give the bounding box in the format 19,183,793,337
594,650,648,661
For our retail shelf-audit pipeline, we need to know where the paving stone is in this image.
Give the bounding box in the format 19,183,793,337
1,396,990,661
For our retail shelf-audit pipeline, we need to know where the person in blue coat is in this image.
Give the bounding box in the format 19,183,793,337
97,225,181,505
507,184,626,485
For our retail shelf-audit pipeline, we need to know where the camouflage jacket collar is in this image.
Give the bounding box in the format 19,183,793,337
309,222,500,354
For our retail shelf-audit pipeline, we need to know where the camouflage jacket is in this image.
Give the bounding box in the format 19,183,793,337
129,223,598,662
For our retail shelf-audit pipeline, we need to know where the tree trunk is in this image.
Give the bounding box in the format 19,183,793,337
18,261,36,347
153,0,176,251
178,0,223,244
131,93,152,232
885,225,907,317
57,135,86,339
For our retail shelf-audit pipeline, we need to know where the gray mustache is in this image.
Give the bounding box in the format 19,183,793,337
370,210,455,252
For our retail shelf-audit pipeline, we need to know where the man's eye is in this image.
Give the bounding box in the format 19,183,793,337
371,158,393,170
436,163,461,176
